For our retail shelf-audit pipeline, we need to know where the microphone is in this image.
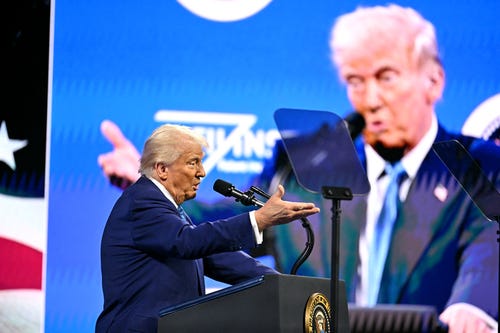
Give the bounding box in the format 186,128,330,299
213,179,265,207
344,111,365,140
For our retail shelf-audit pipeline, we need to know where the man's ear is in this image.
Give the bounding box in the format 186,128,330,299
425,61,445,104
154,162,169,181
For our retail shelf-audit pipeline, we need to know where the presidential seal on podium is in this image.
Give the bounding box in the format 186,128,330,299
304,292,331,333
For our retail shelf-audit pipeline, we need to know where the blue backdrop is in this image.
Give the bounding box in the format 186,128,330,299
46,0,500,331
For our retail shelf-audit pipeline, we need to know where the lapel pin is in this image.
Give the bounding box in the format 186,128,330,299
434,184,448,202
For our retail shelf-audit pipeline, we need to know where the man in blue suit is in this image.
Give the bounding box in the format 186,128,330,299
264,5,499,333
95,124,319,333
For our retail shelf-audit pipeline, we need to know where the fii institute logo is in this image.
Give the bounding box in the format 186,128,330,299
154,110,280,176
177,0,273,22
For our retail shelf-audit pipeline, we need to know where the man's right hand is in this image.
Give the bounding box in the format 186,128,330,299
254,185,320,231
97,120,141,190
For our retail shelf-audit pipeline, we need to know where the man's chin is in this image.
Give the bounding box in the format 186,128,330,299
373,141,405,162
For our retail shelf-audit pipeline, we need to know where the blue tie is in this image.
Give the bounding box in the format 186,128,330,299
177,205,191,224
368,161,406,305
177,205,205,295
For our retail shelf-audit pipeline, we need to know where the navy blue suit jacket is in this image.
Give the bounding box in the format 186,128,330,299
264,125,499,319
338,127,499,318
95,176,276,333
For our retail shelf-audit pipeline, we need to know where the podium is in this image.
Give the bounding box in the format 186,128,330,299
158,274,350,333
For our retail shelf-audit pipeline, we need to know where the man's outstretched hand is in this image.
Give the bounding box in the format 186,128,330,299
97,120,141,190
254,185,320,231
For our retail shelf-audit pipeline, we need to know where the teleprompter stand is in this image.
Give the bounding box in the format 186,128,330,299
274,108,371,333
322,186,353,333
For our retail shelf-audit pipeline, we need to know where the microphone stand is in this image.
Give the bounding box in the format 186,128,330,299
249,186,315,275
290,217,315,275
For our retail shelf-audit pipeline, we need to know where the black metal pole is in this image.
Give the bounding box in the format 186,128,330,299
331,198,341,333
322,186,352,333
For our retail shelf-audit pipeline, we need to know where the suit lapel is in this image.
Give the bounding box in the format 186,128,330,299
141,178,207,296
379,128,462,302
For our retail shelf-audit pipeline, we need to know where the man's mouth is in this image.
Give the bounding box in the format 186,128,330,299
366,120,386,134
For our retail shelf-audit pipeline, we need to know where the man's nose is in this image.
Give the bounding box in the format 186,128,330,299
198,164,206,178
364,80,383,111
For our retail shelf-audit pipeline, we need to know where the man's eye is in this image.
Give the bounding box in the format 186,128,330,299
346,77,364,90
379,71,397,84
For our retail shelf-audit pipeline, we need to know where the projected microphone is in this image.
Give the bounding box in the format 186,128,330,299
213,179,265,207
344,111,365,140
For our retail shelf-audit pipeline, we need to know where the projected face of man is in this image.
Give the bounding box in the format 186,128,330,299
331,7,444,161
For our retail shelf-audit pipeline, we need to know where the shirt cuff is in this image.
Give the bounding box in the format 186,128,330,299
249,211,263,244
445,303,498,330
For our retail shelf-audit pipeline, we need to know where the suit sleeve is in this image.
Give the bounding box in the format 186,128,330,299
129,187,258,259
446,204,498,320
203,251,278,285
446,140,500,320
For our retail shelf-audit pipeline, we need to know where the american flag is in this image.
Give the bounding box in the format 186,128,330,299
1,1,50,331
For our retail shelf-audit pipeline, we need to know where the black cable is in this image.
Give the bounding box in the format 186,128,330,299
250,185,315,275
290,217,315,275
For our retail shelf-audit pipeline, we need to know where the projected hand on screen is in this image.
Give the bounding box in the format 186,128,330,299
97,120,141,189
